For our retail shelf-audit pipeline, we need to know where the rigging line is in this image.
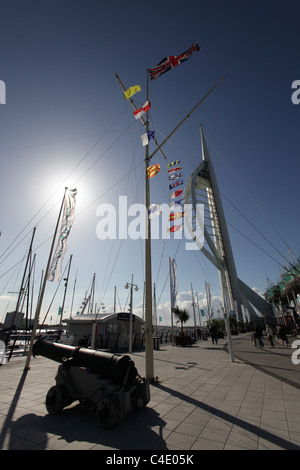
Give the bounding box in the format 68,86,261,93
127,104,145,278
99,139,144,304
123,290,130,314
40,261,69,328
0,248,26,318
148,115,195,169
193,250,218,298
0,227,34,266
9,116,137,269
72,116,136,186
100,239,125,306
0,131,116,153
100,169,145,306
74,160,144,219
187,118,202,164
220,190,294,268
0,108,128,262
0,258,21,298
206,136,297,260
98,113,143,301
116,288,122,312
227,220,286,269
155,240,166,286
1,159,144,282
188,80,225,145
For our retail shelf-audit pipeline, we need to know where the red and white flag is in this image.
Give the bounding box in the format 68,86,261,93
169,189,183,199
168,166,182,173
133,100,151,120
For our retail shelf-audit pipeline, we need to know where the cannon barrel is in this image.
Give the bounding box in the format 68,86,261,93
32,339,138,386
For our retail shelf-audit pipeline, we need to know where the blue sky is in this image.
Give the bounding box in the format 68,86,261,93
0,0,299,326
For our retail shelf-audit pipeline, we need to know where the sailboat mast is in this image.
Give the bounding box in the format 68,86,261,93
25,188,68,370
70,269,77,318
89,273,96,314
13,226,36,327
59,254,73,326
114,286,117,314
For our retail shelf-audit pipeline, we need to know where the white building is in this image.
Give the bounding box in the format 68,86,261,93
62,312,145,351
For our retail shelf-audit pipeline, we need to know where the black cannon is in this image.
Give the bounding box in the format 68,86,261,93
33,339,150,429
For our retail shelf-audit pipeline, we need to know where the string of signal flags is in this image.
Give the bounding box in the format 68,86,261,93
122,41,200,232
124,83,185,232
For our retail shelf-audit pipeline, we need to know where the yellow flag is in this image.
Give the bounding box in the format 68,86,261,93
124,85,141,100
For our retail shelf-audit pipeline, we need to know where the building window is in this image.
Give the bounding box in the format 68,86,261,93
106,323,117,334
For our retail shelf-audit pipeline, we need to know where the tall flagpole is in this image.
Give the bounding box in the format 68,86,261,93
24,188,68,370
144,70,154,380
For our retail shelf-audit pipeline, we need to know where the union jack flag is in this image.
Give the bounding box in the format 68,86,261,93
148,41,200,81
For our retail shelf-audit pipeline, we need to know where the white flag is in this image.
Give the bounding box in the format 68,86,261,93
47,189,77,282
141,133,149,147
148,203,162,219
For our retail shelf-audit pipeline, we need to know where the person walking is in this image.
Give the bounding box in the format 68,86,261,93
278,325,289,347
266,324,275,348
254,324,264,347
209,324,218,345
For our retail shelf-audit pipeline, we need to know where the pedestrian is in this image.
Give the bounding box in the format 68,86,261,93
209,324,218,345
78,335,89,347
278,325,289,347
254,324,264,347
266,324,275,348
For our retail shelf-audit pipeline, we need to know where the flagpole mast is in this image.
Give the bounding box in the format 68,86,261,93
114,73,166,160
145,70,154,380
24,187,68,371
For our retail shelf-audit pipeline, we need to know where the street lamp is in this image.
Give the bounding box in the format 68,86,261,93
125,274,139,353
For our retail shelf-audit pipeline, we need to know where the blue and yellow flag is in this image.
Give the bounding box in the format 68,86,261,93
167,160,181,168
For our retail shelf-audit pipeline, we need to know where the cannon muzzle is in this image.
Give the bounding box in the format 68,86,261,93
32,339,138,386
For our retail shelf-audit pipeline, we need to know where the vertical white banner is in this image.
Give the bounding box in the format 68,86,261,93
47,189,77,282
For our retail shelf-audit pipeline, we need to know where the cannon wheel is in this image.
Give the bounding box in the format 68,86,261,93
45,385,69,415
96,396,120,429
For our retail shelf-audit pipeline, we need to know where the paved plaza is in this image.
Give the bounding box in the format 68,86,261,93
0,333,300,451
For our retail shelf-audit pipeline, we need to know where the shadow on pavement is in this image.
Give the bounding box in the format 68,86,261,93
154,383,300,450
4,402,168,450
